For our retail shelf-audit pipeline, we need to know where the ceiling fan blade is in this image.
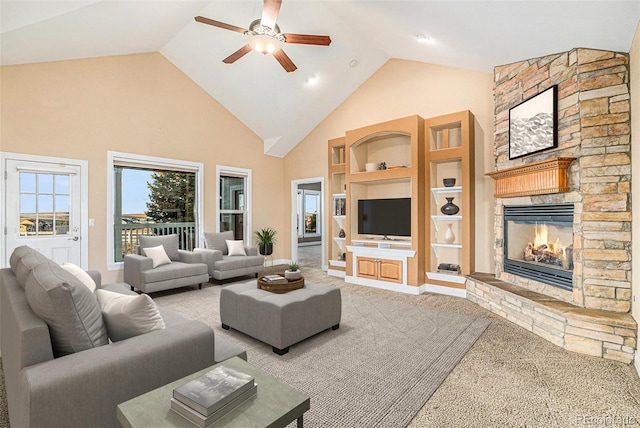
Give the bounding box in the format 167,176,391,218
273,49,297,73
261,0,282,30
223,45,252,64
283,34,332,46
194,16,247,34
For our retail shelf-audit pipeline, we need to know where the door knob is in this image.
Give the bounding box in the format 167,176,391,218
68,236,79,241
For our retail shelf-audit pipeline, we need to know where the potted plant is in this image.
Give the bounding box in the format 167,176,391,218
254,227,277,256
284,260,302,281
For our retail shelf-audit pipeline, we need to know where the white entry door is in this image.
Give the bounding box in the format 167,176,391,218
3,156,86,268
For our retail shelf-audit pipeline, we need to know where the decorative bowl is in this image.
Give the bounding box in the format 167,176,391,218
365,162,379,172
443,178,456,187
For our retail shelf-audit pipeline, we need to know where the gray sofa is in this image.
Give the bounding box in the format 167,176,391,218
1,246,246,428
124,234,209,293
194,231,265,280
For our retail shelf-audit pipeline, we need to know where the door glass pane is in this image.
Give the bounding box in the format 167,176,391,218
38,174,53,193
54,195,70,235
55,175,70,194
20,173,36,192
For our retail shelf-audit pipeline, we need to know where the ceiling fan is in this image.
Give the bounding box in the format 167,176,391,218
195,0,331,73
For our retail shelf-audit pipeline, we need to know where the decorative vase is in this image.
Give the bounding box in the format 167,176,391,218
285,270,302,280
338,228,345,238
440,197,460,215
442,178,456,187
443,223,455,244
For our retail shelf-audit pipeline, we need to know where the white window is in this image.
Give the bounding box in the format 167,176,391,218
107,152,204,270
216,166,251,245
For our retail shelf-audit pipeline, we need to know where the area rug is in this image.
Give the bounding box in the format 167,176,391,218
154,281,490,427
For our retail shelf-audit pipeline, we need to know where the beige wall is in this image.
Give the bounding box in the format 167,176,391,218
283,59,495,273
0,53,286,283
631,22,640,327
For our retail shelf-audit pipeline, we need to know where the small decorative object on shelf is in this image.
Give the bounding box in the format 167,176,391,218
379,162,386,170
443,223,455,244
365,162,378,172
338,252,346,261
440,197,460,215
442,177,456,187
437,263,461,274
338,228,346,238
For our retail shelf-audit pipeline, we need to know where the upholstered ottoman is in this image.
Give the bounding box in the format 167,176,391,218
220,280,342,355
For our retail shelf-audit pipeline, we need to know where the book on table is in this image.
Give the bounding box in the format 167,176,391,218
170,384,257,428
173,365,256,416
261,275,288,284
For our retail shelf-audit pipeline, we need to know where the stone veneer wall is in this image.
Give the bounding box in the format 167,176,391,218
492,48,631,313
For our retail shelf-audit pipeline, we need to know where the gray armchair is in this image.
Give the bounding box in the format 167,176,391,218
124,234,209,293
194,231,265,281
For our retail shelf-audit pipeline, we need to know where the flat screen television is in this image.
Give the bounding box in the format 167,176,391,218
358,198,411,238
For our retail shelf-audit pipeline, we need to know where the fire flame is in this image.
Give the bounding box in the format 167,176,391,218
534,224,563,254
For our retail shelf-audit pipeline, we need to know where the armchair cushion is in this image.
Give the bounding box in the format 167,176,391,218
142,245,172,268
226,240,247,256
96,290,166,341
203,231,234,255
24,262,108,357
138,234,180,261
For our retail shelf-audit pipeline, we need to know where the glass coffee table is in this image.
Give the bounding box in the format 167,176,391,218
117,357,310,428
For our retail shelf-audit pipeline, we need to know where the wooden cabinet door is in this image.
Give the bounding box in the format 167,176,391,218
378,259,402,283
356,257,377,280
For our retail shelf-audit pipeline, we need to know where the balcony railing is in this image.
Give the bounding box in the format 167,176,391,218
115,222,197,262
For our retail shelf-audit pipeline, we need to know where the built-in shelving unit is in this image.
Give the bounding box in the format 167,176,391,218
425,111,475,290
326,111,474,296
328,138,347,277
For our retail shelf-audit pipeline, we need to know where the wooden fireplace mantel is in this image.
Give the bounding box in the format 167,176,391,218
486,157,576,198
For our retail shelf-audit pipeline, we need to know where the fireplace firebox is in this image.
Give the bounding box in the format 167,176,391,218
503,204,574,291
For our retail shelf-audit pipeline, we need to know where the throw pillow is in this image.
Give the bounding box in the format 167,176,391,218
203,231,234,255
226,240,247,256
95,290,166,342
138,235,180,261
25,262,108,357
61,262,97,293
142,245,172,268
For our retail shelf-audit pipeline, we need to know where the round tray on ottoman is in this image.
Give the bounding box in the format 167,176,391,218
257,275,305,293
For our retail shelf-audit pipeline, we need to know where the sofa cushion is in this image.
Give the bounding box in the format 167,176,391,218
25,261,109,357
141,261,208,283
226,240,247,256
61,262,97,293
96,289,166,341
142,245,173,268
214,255,264,271
14,251,49,288
204,231,234,255
9,245,36,273
138,235,180,261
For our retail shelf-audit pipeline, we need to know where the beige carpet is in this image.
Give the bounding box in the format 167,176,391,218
154,272,489,427
1,267,639,427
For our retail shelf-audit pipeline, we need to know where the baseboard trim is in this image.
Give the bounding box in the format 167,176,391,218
265,258,288,267
423,283,467,298
328,269,345,278
345,275,425,295
634,350,640,377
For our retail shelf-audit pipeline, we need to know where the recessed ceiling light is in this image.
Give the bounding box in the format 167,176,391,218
416,33,431,43
350,59,359,68
306,75,318,85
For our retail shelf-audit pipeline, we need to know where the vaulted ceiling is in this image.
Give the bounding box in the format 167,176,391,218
2,1,639,157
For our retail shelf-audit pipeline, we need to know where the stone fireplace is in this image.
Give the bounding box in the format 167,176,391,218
466,47,636,363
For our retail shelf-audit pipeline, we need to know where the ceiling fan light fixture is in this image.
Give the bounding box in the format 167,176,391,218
249,34,282,54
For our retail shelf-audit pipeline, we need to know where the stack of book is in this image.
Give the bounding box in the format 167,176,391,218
261,274,288,284
171,366,257,427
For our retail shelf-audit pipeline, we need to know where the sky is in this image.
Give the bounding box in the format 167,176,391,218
121,169,152,214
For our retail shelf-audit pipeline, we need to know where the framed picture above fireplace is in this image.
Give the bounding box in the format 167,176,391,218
509,85,558,160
